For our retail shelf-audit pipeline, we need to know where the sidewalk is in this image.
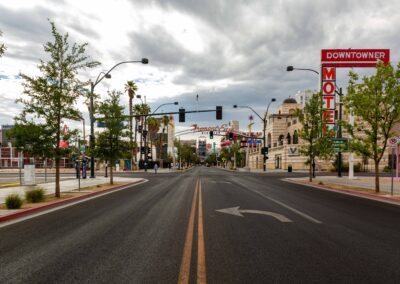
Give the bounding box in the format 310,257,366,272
0,176,143,204
0,176,145,223
285,175,400,205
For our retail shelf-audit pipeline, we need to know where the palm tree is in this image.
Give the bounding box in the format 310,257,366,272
133,104,142,162
124,81,138,169
147,117,160,160
135,103,151,161
160,115,170,161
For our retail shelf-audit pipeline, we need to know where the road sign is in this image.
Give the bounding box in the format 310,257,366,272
333,138,349,152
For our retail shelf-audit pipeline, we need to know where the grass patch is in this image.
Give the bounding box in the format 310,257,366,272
25,187,45,203
5,194,23,209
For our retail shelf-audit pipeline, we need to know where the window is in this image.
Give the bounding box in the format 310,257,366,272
267,133,272,148
286,133,291,145
293,130,299,144
278,135,284,146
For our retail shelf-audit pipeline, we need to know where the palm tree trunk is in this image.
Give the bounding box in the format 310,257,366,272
129,96,133,170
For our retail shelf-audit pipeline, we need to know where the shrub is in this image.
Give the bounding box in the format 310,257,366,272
25,188,45,203
5,194,23,209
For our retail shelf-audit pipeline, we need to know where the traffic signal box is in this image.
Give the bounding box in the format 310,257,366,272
229,132,234,141
179,108,185,122
209,131,214,139
216,106,222,120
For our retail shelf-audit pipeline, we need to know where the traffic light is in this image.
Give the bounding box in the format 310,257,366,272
138,125,143,133
229,132,234,141
209,131,214,139
147,147,151,154
216,106,222,120
140,146,145,154
261,147,268,155
179,108,185,122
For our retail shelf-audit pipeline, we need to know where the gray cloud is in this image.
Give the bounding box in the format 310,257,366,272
1,0,400,131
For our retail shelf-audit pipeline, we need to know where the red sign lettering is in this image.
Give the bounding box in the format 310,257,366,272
321,49,390,67
322,81,335,95
322,67,336,80
323,110,335,124
322,96,335,109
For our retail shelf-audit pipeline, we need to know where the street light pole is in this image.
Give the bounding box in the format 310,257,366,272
89,58,148,178
263,98,276,171
233,98,275,171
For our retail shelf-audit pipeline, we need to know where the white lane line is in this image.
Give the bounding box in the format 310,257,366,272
234,180,322,224
0,180,149,228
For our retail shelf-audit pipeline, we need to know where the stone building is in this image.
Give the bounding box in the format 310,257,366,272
247,96,398,172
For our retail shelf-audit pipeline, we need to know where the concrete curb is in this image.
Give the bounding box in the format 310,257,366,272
0,179,145,223
283,178,400,206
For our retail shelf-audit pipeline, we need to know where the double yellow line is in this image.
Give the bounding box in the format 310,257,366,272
178,178,206,284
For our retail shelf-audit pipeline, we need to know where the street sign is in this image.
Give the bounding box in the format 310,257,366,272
333,138,349,152
321,49,390,67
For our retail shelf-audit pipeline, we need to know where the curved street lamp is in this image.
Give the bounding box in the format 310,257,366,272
233,97,276,171
89,58,148,178
286,65,319,75
151,102,179,115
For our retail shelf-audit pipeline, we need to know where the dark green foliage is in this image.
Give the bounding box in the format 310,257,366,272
15,21,99,197
25,188,45,203
5,194,23,209
296,92,334,181
0,30,5,57
95,90,129,184
345,62,400,192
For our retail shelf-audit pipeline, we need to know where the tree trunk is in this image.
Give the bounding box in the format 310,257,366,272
129,96,133,169
55,115,61,198
110,163,113,185
134,118,138,163
55,156,60,197
375,160,380,193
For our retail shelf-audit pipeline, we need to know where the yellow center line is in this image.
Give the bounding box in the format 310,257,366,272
197,178,207,284
178,178,199,284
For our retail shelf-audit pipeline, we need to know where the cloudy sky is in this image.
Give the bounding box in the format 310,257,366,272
1,0,399,140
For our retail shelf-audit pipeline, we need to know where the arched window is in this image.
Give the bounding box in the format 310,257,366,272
293,130,299,144
267,133,272,148
278,134,284,146
286,133,291,145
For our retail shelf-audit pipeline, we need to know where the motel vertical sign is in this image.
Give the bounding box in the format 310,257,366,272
321,66,336,130
321,49,390,131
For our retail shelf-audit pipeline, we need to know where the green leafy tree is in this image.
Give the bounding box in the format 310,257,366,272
345,62,400,192
0,30,6,57
296,92,334,182
124,81,138,165
16,22,99,197
175,139,199,167
95,91,128,184
7,121,53,159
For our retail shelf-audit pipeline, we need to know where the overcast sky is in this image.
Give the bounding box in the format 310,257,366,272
1,0,399,140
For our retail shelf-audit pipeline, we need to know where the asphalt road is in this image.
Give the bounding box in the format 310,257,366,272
1,167,400,283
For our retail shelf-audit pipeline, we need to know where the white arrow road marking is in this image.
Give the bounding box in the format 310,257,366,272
216,206,292,222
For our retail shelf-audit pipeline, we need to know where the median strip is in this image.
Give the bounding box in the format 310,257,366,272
178,178,207,284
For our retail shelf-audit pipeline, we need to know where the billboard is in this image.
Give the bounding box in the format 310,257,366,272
321,49,390,67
